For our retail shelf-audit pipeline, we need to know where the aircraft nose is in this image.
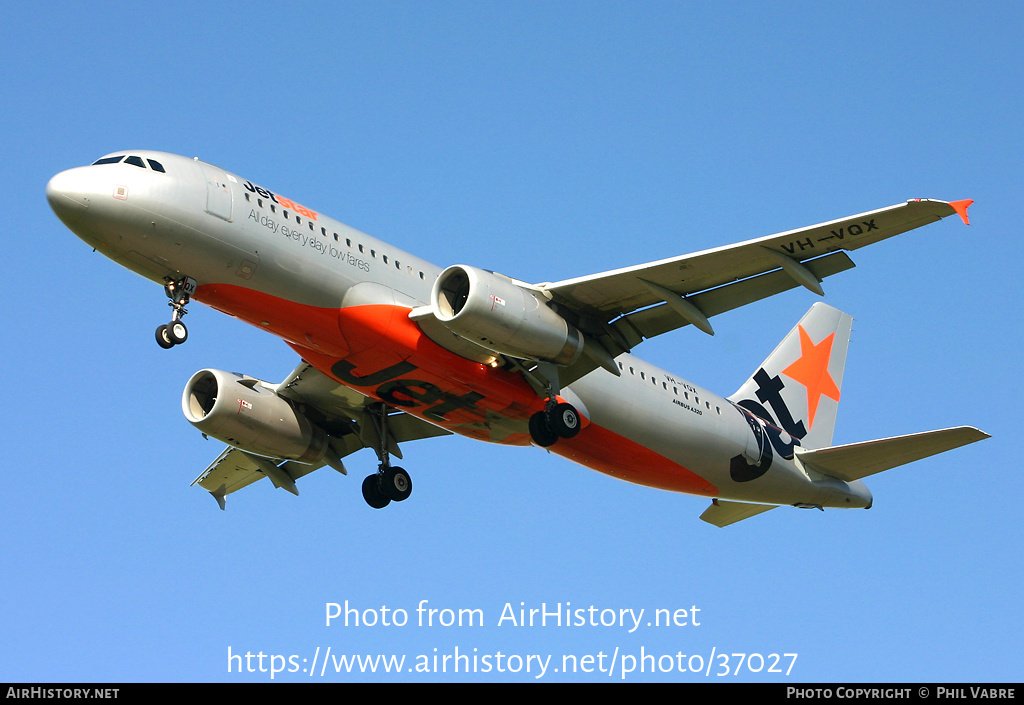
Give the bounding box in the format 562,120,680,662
46,168,92,226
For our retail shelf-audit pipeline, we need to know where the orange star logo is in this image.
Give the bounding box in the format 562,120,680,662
781,325,841,430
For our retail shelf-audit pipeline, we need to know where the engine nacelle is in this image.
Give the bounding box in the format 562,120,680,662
431,265,584,365
182,369,329,464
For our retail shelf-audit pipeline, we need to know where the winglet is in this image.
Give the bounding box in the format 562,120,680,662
949,199,973,225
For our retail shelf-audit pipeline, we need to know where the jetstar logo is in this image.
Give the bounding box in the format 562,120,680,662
331,359,486,424
243,180,318,221
730,324,843,482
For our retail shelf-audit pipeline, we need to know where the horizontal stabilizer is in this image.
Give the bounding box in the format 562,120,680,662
700,499,777,527
795,426,990,482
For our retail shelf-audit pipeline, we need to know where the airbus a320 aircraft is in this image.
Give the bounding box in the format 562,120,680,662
47,151,988,526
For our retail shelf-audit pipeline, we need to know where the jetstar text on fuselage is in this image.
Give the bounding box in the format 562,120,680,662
243,180,318,221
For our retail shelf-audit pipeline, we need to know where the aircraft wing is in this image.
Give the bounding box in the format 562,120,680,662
191,362,451,508
540,199,971,356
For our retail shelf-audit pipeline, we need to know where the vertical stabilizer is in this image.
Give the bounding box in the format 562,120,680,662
729,303,853,450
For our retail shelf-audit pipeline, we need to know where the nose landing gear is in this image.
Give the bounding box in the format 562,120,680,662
155,276,196,349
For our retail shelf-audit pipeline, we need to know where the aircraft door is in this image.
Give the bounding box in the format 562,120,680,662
198,163,233,221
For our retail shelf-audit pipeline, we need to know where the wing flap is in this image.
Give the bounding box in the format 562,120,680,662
795,426,990,482
619,250,855,343
191,447,266,499
551,252,855,388
191,447,330,508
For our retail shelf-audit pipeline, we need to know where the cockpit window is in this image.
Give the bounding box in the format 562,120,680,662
91,154,167,173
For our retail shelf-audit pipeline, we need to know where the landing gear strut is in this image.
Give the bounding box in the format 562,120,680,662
155,276,197,349
361,403,413,509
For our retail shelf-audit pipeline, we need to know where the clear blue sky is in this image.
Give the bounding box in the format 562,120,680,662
3,1,1021,682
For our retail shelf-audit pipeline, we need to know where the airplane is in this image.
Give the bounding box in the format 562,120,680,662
46,150,989,526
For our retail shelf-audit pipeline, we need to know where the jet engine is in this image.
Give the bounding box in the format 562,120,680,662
182,369,330,464
430,265,585,365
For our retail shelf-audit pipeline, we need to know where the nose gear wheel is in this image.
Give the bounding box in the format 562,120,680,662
156,276,196,348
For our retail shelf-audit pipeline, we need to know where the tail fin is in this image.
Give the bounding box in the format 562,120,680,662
728,302,853,450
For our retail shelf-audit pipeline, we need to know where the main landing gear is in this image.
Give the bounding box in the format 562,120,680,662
360,403,414,509
515,361,582,448
528,399,581,447
361,465,412,509
155,276,197,349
